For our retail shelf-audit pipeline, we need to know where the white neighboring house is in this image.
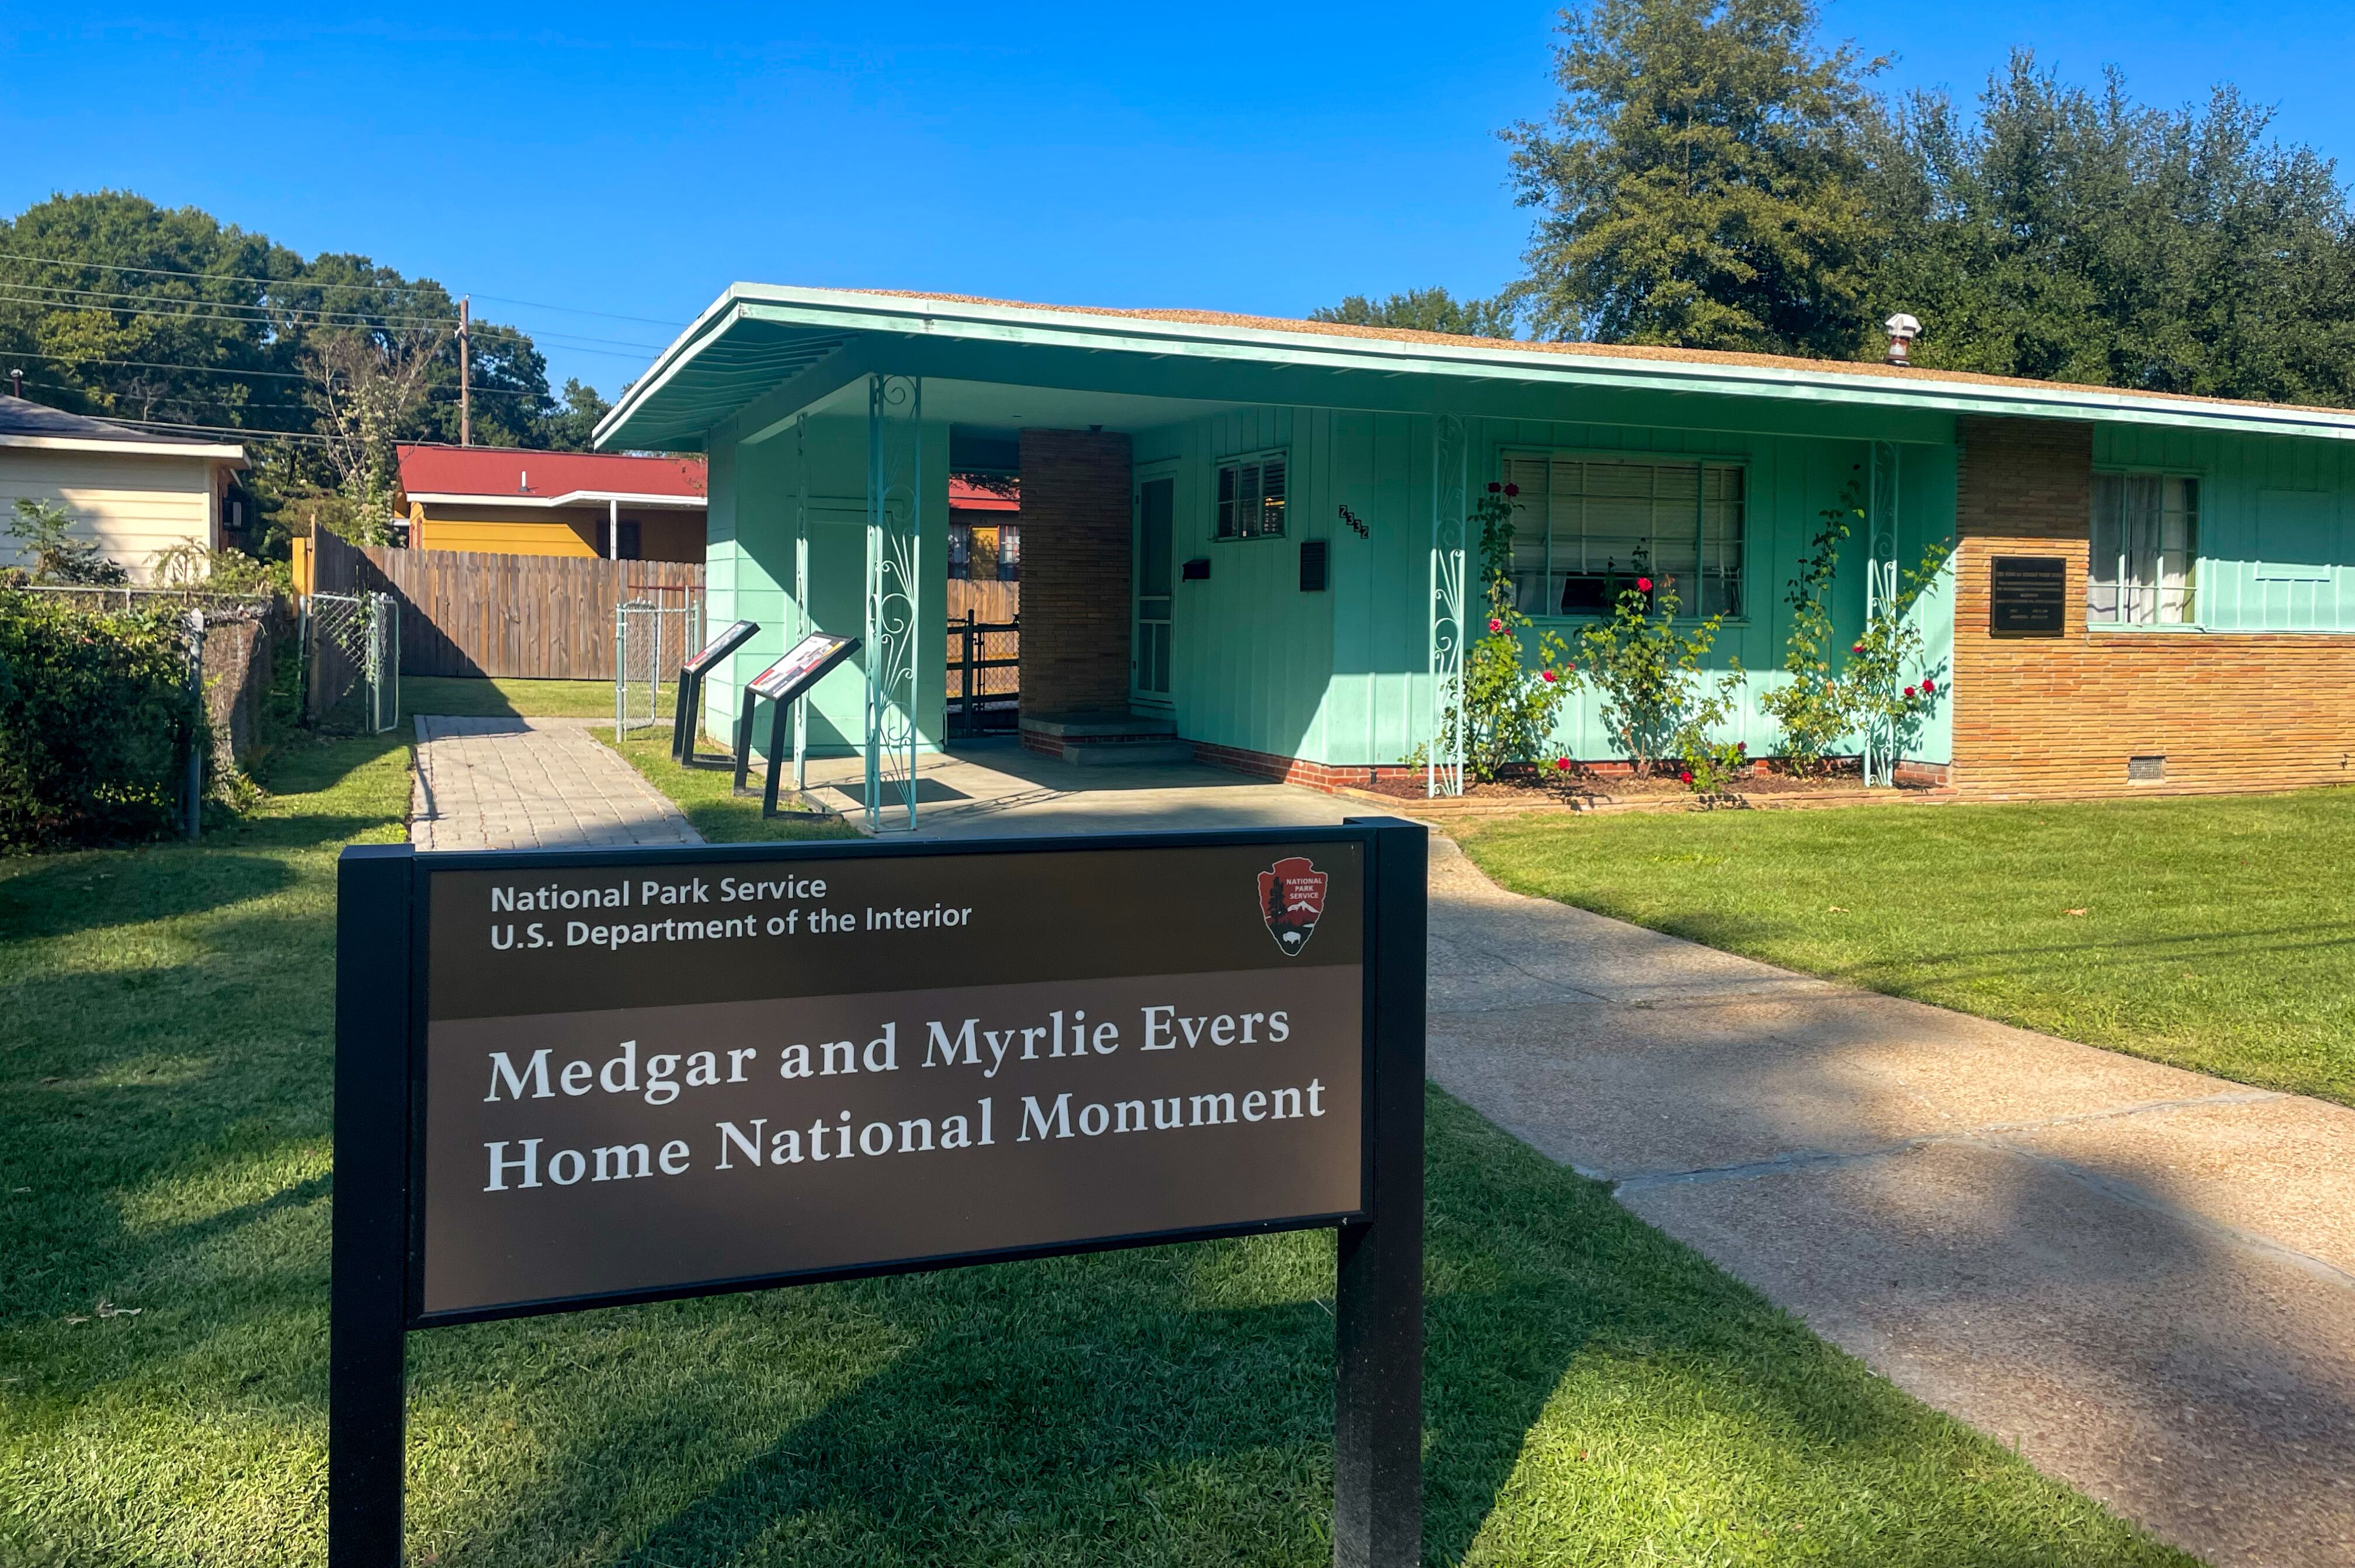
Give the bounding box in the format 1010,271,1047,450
0,395,249,583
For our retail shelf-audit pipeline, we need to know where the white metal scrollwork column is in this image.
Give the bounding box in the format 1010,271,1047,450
864,374,922,832
1427,414,1467,798
1863,440,1901,787
791,412,812,792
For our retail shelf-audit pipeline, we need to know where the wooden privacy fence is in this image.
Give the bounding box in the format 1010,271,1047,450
308,530,703,680
944,578,1018,624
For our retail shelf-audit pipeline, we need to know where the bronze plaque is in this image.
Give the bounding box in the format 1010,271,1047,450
1991,555,2069,637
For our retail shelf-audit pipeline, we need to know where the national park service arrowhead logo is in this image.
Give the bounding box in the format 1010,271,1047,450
1258,856,1328,957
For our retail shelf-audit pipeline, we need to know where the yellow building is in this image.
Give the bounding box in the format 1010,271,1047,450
396,443,704,561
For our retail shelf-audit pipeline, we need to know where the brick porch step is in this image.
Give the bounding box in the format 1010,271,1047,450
1021,710,1192,766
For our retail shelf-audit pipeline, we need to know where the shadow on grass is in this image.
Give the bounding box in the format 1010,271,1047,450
250,731,412,802
0,852,296,943
400,1094,2173,1568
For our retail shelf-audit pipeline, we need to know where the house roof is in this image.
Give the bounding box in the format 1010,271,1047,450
0,395,248,461
396,444,707,510
596,284,2355,453
947,477,1017,513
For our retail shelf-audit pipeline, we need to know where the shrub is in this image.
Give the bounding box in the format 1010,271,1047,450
151,543,295,595
0,589,206,849
6,498,127,586
1413,482,1574,783
1566,554,1742,779
1758,473,1861,776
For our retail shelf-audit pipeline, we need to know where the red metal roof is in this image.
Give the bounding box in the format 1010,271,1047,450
948,477,1018,513
397,443,706,502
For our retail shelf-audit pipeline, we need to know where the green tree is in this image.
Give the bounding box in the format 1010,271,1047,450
1311,287,1518,338
539,377,614,450
1870,56,2355,405
1503,0,1884,356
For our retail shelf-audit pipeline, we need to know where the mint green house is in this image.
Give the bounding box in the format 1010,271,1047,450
596,287,2355,823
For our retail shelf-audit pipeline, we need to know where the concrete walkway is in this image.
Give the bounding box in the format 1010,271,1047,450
409,715,701,851
1426,837,2355,1568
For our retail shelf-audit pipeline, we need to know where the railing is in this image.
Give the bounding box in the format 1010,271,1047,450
946,613,1019,736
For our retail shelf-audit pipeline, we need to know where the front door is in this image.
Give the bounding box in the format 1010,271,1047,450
1132,473,1175,705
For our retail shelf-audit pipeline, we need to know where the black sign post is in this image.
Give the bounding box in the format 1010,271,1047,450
331,823,1425,1567
730,633,860,816
670,619,760,766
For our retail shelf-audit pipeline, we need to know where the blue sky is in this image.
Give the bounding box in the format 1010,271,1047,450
8,1,2353,397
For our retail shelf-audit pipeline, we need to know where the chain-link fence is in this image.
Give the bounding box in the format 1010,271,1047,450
305,591,400,734
615,598,701,738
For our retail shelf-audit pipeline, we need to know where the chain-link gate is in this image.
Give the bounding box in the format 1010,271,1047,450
615,597,701,738
305,591,400,733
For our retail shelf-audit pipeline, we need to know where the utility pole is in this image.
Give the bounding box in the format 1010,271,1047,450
459,297,471,447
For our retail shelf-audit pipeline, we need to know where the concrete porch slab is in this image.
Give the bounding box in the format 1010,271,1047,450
788,737,1376,839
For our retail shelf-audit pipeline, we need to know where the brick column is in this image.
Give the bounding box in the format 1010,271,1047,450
1017,429,1133,717
1950,416,2093,797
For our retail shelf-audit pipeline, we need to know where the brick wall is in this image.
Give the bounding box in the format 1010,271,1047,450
1953,415,2355,798
1017,429,1132,717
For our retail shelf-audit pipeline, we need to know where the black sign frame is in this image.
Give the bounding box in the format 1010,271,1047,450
332,822,1426,1567
669,619,760,767
1989,554,2069,637
730,634,861,818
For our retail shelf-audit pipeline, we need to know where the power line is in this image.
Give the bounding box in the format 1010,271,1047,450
0,246,689,330
0,283,672,356
0,347,554,397
8,385,329,443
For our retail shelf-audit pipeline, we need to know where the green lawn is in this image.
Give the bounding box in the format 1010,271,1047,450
596,728,859,844
402,675,657,721
0,734,2190,1565
1461,787,2355,1108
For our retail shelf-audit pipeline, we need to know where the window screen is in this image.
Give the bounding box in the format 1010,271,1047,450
1215,453,1288,540
1498,454,1745,617
2089,474,2197,624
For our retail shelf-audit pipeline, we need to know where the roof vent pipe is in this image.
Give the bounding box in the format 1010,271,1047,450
1884,314,1922,367
8,369,21,399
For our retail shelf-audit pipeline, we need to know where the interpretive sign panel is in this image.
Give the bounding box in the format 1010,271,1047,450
682,619,759,678
331,825,1426,1567
749,632,858,704
670,619,760,765
421,840,1365,1317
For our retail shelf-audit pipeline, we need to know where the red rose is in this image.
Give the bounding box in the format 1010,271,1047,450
1541,669,1557,682
1504,482,1520,496
1852,642,1864,654
1904,684,1918,697
1488,617,1504,634
1679,770,1694,784
1919,677,1936,694
1637,576,1653,592
1487,481,1501,493
1554,757,1571,771
1735,741,1747,752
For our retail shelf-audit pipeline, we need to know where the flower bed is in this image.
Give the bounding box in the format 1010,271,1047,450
1351,757,1943,809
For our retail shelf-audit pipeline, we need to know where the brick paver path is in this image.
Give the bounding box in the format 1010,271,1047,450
409,715,701,851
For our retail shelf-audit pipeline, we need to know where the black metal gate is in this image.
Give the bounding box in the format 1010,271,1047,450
946,612,1018,736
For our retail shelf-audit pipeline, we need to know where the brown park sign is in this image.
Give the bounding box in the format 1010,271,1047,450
331,823,1427,1567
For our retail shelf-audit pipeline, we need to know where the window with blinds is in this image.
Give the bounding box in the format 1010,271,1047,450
1497,453,1746,617
1215,452,1288,540
2089,474,2197,625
